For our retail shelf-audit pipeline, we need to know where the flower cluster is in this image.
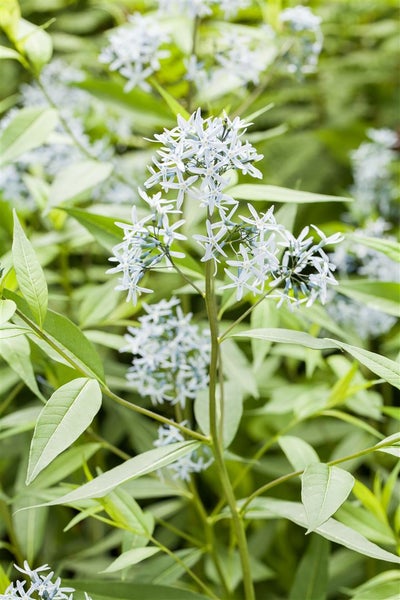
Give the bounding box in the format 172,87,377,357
109,110,343,307
326,294,396,340
350,128,397,218
145,108,263,217
99,13,170,92
215,30,272,86
157,0,250,19
1,562,91,600
108,189,186,304
279,6,323,75
123,297,210,407
154,422,213,481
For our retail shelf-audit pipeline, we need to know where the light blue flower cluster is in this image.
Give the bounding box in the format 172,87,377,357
157,0,251,18
350,128,397,218
123,297,210,407
154,422,213,480
109,109,343,307
99,14,170,93
1,562,91,600
279,5,323,75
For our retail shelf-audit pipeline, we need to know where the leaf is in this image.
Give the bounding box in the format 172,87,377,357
0,45,26,64
12,211,48,328
0,299,16,324
288,535,329,600
244,498,400,563
14,18,53,72
149,77,190,119
250,301,279,369
228,184,351,204
0,107,58,164
231,329,400,389
100,547,160,574
279,436,320,471
48,160,114,207
63,580,209,600
0,334,45,401
338,280,400,317
26,378,102,484
350,234,400,263
31,443,101,490
5,290,106,383
62,206,127,251
194,381,243,448
43,441,200,505
301,463,355,532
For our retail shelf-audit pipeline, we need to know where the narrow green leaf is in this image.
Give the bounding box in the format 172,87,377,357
0,45,26,64
149,77,190,119
12,211,48,328
100,547,160,574
349,570,400,600
338,280,400,317
62,206,127,251
0,299,16,324
301,463,355,532
48,160,114,207
350,234,400,263
26,378,102,484
5,290,106,382
232,329,400,389
288,535,329,600
0,107,58,164
14,18,53,72
44,441,199,505
0,334,45,401
194,382,243,448
279,436,320,471
228,184,351,204
63,580,209,600
244,498,400,563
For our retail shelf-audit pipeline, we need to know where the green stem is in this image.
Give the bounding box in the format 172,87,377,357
149,534,220,600
240,438,399,514
13,307,209,443
205,261,255,600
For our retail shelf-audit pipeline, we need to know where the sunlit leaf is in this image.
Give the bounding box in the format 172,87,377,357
0,107,58,164
26,378,102,484
12,211,48,328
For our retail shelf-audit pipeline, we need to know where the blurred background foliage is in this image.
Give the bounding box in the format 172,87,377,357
0,1,399,599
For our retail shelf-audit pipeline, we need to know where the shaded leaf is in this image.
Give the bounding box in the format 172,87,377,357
0,107,58,164
49,160,114,207
301,463,355,532
279,436,320,471
100,547,160,574
12,211,48,328
244,497,400,563
288,535,329,600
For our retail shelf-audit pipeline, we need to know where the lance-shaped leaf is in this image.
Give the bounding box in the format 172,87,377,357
243,498,400,564
26,378,102,484
100,547,160,574
0,299,16,324
279,436,320,471
228,184,351,204
48,160,114,207
0,107,58,165
43,441,199,505
232,329,400,389
301,463,355,533
12,211,48,328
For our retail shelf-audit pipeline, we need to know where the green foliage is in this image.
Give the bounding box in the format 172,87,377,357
0,0,399,598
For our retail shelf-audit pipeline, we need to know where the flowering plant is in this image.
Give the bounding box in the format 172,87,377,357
0,1,399,599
